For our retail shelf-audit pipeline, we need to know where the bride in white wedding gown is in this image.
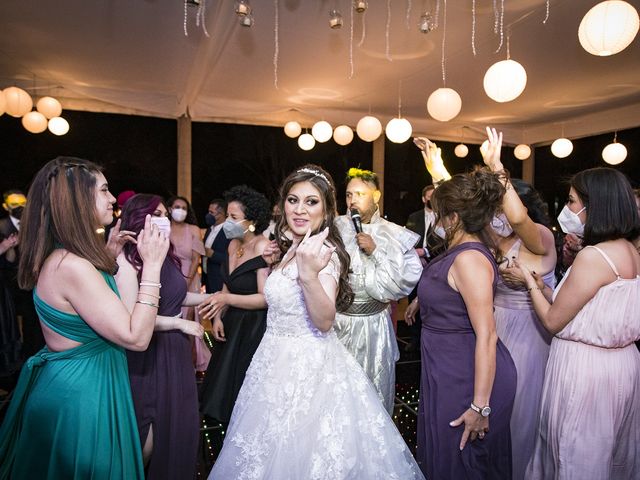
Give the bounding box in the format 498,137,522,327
208,165,425,480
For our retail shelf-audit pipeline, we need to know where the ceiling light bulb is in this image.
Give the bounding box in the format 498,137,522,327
602,141,627,164
284,121,302,138
36,96,63,119
353,1,368,13
48,116,70,136
3,86,33,118
385,118,413,143
514,144,532,160
329,10,343,29
454,144,469,158
427,88,462,122
356,115,382,142
22,111,48,133
578,1,639,56
312,121,333,143
298,133,316,151
483,59,528,103
551,138,573,158
333,125,354,146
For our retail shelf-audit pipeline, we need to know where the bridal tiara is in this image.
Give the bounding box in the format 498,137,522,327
296,167,331,185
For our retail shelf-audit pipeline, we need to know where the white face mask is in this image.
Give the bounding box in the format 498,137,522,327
150,216,171,237
557,205,585,236
491,213,513,238
171,208,187,222
434,225,446,239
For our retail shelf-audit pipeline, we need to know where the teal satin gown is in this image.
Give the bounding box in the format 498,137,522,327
0,271,144,479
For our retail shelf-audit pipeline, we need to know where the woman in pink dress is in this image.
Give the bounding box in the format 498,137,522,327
518,167,640,479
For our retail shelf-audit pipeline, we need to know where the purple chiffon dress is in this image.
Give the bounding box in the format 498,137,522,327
126,258,199,480
417,242,517,479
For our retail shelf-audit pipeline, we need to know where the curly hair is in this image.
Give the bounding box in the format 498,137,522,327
510,179,551,228
431,167,507,253
274,164,354,312
223,185,271,234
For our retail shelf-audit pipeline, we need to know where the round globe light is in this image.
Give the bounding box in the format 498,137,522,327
385,118,413,144
3,87,33,117
551,138,573,158
36,96,63,119
48,116,70,136
0,90,5,116
284,121,302,138
427,88,462,122
454,144,469,158
312,121,333,143
514,144,532,160
333,125,354,146
298,133,316,151
22,111,48,133
602,142,627,165
356,115,382,142
483,59,528,103
480,140,490,156
578,1,639,56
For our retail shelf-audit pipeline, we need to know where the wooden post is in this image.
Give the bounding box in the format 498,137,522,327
522,147,535,186
177,115,192,200
372,136,385,215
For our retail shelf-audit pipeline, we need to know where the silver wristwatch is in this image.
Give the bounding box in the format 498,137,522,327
470,402,491,417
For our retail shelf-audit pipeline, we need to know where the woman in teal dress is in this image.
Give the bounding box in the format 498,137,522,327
0,157,169,479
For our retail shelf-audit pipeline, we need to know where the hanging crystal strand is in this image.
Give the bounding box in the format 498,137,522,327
471,0,477,56
434,0,440,29
493,0,498,33
494,0,504,54
197,1,210,37
385,0,392,61
405,0,412,29
273,0,279,89
441,0,447,86
349,2,355,78
543,0,550,24
358,9,367,46
184,0,189,36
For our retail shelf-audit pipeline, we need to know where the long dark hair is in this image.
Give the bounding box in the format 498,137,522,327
274,164,354,311
571,167,639,246
18,157,117,289
119,194,182,279
431,167,507,254
167,195,198,225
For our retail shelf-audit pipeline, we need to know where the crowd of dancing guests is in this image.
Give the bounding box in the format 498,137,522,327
0,125,638,479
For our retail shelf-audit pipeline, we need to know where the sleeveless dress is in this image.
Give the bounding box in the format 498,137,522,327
494,239,554,479
0,271,144,479
526,245,640,479
417,242,517,479
200,255,268,423
208,251,425,480
126,258,199,479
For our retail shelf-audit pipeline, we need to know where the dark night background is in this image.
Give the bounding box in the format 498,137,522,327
2,110,639,227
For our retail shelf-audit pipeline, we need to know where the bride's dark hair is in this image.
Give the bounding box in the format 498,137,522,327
274,164,354,312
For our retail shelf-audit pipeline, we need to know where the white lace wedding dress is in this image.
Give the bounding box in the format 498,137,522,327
208,253,425,480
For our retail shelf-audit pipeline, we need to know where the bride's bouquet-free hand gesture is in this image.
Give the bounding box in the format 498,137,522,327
481,127,504,173
413,136,451,183
295,227,335,283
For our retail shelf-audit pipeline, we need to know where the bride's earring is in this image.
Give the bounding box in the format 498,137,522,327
248,224,256,233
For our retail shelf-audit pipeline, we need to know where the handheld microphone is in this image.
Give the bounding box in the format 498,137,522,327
350,208,363,234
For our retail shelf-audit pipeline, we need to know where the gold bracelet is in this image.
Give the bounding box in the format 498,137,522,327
138,291,161,300
136,300,159,308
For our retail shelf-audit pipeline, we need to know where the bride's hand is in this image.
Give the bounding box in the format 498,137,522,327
295,227,335,283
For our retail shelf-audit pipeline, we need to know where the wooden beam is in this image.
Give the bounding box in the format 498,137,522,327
177,115,192,200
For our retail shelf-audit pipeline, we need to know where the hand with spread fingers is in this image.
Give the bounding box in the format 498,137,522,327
295,227,335,283
198,291,229,321
449,408,489,450
481,127,504,173
414,136,451,182
106,218,138,259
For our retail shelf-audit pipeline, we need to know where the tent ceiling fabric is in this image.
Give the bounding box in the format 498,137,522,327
1,0,639,145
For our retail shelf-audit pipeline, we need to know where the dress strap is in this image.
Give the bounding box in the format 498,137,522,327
585,245,620,278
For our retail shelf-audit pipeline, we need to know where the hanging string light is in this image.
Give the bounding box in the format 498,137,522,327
483,33,528,102
273,0,279,89
386,81,412,143
385,0,392,61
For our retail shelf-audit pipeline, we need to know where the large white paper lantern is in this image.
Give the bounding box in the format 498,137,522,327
578,1,639,56
514,144,532,160
312,121,333,143
4,87,33,117
0,90,5,116
427,88,462,122
356,115,382,142
483,59,528,103
385,118,413,143
454,144,469,158
36,96,63,119
22,111,48,133
333,125,354,146
551,138,573,158
602,142,627,164
48,116,70,136
298,133,316,150
284,121,302,138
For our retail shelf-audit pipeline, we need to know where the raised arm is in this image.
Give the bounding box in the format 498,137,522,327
414,137,452,183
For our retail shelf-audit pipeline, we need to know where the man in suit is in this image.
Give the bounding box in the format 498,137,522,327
0,190,44,360
202,199,230,294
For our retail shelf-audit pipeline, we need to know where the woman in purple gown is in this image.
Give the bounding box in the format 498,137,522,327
115,194,212,479
411,130,517,479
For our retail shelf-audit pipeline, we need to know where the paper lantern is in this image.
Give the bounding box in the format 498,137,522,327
551,138,573,158
578,1,639,56
36,96,63,119
312,121,333,143
602,142,627,164
356,115,382,142
0,90,5,116
298,133,315,151
483,59,528,103
385,118,413,144
48,116,70,136
427,88,462,122
4,87,33,117
284,121,301,138
22,111,48,133
333,125,354,146
514,144,532,160
454,144,469,158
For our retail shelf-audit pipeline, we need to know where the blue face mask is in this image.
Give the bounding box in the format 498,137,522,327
222,219,248,239
205,213,217,226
